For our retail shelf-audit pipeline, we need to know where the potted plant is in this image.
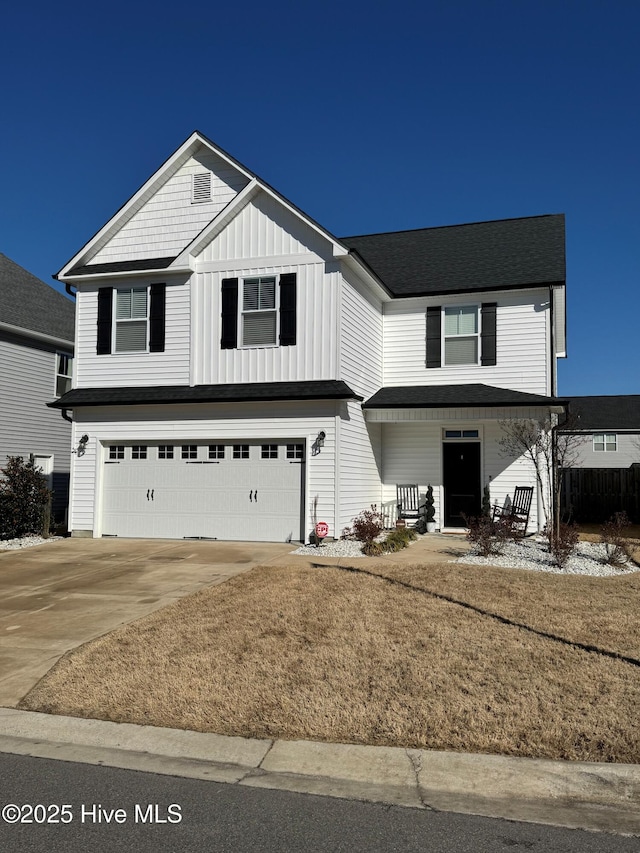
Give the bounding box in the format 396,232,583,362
425,484,436,532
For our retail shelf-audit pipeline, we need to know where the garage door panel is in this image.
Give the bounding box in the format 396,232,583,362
101,441,305,542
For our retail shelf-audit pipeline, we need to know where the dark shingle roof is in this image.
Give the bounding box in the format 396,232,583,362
341,214,565,297
363,384,567,409
0,254,75,342
566,396,640,431
49,380,361,408
68,257,177,276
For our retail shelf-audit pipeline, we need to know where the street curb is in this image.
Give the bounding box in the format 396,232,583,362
0,708,638,835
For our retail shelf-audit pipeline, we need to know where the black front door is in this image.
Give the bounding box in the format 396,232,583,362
442,442,481,527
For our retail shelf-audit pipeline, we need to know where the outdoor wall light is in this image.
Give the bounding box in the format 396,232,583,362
75,434,89,457
316,430,326,447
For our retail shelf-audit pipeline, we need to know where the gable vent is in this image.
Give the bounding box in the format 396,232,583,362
192,172,212,203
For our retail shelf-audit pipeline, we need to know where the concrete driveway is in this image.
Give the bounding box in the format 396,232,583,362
0,538,294,707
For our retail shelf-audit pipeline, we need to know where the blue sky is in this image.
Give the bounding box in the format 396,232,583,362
2,0,638,395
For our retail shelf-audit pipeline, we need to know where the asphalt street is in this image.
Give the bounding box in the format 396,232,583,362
0,753,637,853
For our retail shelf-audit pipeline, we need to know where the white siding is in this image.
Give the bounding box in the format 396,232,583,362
383,288,550,395
88,150,249,264
69,402,338,541
199,191,330,262
75,278,191,388
571,433,639,469
378,410,545,531
0,332,73,516
337,268,384,529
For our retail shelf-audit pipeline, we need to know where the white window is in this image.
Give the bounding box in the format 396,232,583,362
192,172,212,203
208,445,225,459
115,287,148,352
181,445,198,459
131,445,147,460
55,353,73,397
261,444,278,459
242,277,277,347
593,433,617,452
286,444,304,460
233,444,250,459
444,429,479,439
109,446,125,460
444,306,479,366
159,445,174,459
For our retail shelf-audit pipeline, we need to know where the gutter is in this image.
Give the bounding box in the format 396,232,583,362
0,320,73,351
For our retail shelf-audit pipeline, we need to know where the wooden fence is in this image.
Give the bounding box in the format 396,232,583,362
561,466,640,523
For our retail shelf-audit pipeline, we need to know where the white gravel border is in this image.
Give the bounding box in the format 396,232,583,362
0,535,62,551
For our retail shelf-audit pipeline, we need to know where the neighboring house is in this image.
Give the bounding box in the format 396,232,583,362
51,131,567,542
0,254,75,521
564,396,640,468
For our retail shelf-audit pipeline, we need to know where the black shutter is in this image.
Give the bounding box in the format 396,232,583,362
96,287,113,355
279,273,297,346
149,284,166,352
221,278,238,349
426,306,441,368
481,302,497,366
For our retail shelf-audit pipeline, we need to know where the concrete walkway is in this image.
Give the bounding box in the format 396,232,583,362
0,708,638,836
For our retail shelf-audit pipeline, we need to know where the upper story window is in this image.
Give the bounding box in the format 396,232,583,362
593,433,617,452
426,302,496,369
55,352,73,396
115,287,148,352
221,274,296,350
97,285,165,356
242,277,277,347
444,306,479,366
192,172,212,203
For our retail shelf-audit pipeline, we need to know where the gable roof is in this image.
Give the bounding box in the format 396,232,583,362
566,395,640,431
363,384,567,409
341,214,566,297
0,254,74,344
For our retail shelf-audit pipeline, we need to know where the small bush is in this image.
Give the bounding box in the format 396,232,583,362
0,456,52,540
547,522,579,569
343,505,385,544
362,540,387,557
384,527,417,552
465,515,509,557
600,512,633,568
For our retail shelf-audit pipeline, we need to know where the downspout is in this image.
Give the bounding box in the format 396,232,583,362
65,283,76,299
549,284,556,397
61,409,73,423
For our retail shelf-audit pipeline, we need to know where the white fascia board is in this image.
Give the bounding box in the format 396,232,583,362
173,180,260,266
341,253,391,302
63,266,191,283
0,320,74,350
57,132,255,281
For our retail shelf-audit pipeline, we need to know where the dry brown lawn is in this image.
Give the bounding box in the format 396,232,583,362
20,561,640,763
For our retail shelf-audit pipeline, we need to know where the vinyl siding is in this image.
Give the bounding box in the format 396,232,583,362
88,151,249,265
379,409,544,531
571,433,639,469
383,288,550,395
69,401,338,540
0,332,72,517
75,278,191,387
337,268,384,528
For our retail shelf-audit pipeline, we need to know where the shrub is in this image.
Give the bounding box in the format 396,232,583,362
465,515,509,557
600,512,633,568
343,505,385,545
362,540,386,557
547,522,579,569
384,527,417,552
0,456,52,540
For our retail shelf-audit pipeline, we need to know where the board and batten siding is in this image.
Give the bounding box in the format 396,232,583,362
337,268,384,529
74,278,191,388
0,332,72,516
69,402,339,540
87,150,250,265
383,288,550,395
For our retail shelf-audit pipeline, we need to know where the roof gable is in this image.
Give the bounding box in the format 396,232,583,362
0,254,74,343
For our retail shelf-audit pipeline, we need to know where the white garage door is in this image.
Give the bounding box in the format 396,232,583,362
101,441,305,542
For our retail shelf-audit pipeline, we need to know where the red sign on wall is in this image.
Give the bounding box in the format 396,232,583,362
315,522,329,539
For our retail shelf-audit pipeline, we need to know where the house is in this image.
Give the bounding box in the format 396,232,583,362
0,254,75,521
559,396,640,523
564,396,640,468
51,131,567,542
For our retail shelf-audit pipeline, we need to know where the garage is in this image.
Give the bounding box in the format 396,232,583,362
101,440,305,542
